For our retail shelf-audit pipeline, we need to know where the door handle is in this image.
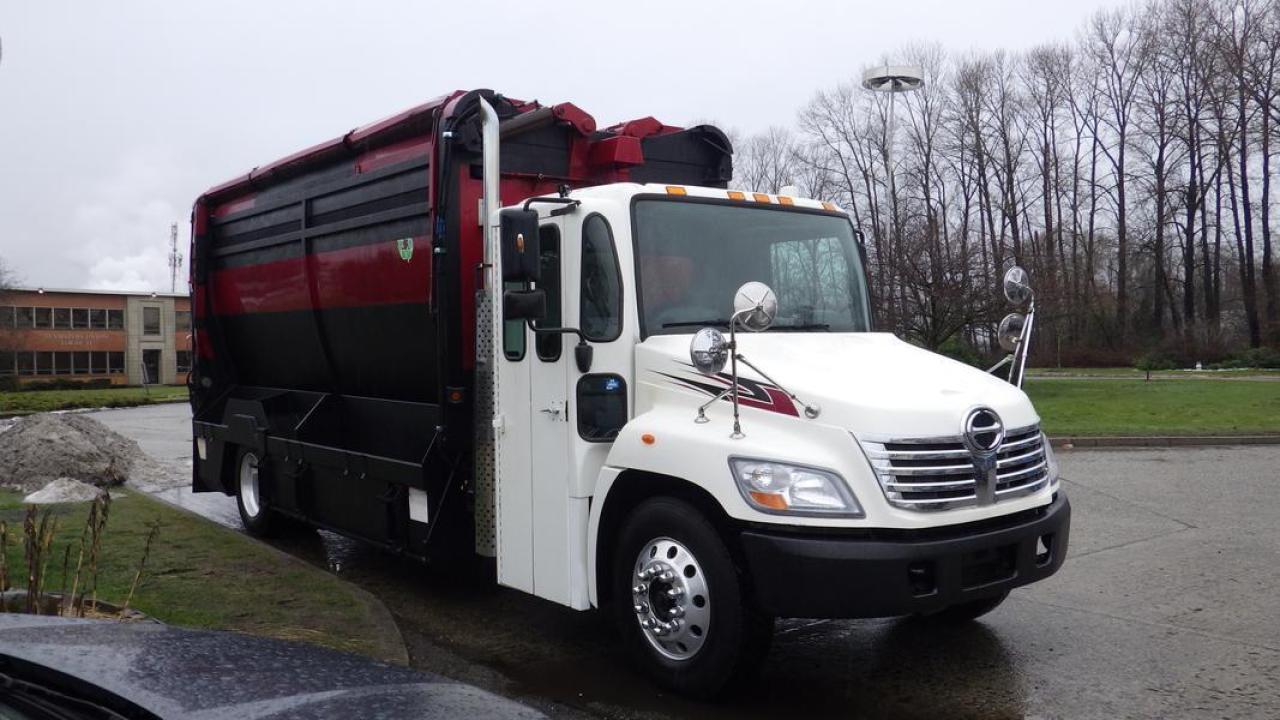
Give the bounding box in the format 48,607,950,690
540,400,567,419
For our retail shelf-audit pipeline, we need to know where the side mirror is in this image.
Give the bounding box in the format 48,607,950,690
998,312,1025,352
500,208,541,282
690,327,729,375
732,281,778,332
1003,266,1033,307
503,288,546,322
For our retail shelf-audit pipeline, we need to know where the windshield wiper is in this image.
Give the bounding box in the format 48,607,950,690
772,323,831,332
661,319,732,329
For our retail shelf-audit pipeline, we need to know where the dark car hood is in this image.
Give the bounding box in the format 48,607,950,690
0,615,543,719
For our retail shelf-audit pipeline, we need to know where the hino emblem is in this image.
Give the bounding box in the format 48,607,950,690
961,407,1004,505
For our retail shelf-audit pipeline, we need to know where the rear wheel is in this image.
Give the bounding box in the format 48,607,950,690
611,497,772,698
235,448,276,537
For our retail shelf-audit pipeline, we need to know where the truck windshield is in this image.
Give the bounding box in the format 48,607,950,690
634,199,872,336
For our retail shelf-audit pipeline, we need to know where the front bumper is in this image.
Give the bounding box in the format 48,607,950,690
740,493,1070,618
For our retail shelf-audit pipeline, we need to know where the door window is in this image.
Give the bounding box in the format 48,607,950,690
579,215,622,341
536,225,563,361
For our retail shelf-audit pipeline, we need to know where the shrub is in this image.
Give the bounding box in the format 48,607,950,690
937,338,987,368
1134,351,1180,380
0,376,18,392
1209,346,1280,370
19,378,113,392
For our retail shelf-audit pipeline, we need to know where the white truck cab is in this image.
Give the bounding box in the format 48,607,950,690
477,102,1069,696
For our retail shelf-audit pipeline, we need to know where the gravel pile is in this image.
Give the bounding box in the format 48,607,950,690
0,414,144,493
22,477,110,504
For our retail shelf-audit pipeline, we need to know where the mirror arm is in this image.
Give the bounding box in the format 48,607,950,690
987,354,1013,375
524,319,587,343
525,320,594,373
734,354,821,419
1008,299,1036,387
522,197,581,215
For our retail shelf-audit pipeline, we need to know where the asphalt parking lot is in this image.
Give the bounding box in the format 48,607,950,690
95,404,1280,719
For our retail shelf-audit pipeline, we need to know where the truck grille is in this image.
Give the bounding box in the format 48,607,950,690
861,425,1050,511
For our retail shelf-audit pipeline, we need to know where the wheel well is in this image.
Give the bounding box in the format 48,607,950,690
595,470,738,607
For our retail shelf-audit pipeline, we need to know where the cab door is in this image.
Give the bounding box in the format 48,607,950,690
493,215,574,604
527,219,576,604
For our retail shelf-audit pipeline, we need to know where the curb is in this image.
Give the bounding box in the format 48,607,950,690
1051,435,1280,449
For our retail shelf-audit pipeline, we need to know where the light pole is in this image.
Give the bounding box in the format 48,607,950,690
861,65,923,328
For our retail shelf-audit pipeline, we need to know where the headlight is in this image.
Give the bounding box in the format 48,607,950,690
729,458,863,517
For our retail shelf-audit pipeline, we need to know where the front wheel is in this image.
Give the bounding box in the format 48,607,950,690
235,448,276,537
611,497,772,698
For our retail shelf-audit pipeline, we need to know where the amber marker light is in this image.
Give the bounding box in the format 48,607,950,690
665,186,687,195
748,492,788,510
727,190,745,201
752,193,771,203
777,195,794,206
822,201,838,211
641,433,656,445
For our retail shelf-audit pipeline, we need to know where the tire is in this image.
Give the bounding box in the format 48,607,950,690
611,497,773,698
234,448,276,537
921,591,1009,624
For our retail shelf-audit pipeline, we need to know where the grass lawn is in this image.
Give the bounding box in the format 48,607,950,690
0,491,404,664
0,386,188,415
1028,366,1280,379
1025,378,1280,436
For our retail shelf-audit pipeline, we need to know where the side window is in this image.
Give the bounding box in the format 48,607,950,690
577,374,627,442
536,225,563,361
579,215,622,341
502,280,526,361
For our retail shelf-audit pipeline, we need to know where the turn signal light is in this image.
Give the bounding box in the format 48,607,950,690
665,186,687,195
748,491,788,510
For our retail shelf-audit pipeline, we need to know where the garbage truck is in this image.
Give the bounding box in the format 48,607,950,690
188,88,1069,696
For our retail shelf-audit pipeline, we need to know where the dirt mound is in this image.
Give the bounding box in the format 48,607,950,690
0,414,143,493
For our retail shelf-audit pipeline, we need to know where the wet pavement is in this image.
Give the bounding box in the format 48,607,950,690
93,404,1280,719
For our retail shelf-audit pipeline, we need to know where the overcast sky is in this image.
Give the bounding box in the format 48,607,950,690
0,0,1124,292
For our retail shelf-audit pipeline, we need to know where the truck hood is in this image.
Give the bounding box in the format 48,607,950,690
638,332,1039,439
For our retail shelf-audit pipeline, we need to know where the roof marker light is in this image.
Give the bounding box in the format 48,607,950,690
822,201,838,211
752,193,771,203
777,196,794,206
727,191,745,201
666,186,687,196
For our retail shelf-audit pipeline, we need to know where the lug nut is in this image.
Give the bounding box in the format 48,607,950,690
669,606,685,618
659,571,676,582
639,618,653,629
666,586,684,599
634,603,649,614
632,583,648,594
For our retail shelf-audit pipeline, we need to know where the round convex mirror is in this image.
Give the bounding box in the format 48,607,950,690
998,312,1026,352
733,281,778,332
1003,266,1033,307
689,327,730,375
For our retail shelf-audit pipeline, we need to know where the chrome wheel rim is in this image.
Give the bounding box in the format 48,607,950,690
238,453,261,519
631,536,710,661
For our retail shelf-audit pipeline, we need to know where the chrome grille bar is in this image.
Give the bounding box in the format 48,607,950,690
861,425,1050,511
